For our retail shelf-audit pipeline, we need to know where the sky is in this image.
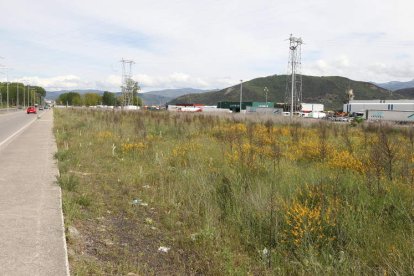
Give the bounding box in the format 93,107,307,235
0,0,413,92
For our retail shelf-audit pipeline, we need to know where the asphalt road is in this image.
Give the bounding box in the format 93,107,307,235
0,109,69,275
0,110,38,147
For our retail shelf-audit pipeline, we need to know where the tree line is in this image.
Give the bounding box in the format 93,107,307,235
0,82,46,107
0,81,143,108
56,91,142,107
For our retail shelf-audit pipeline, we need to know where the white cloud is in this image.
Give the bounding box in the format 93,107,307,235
136,73,237,92
306,55,351,76
337,56,350,68
11,72,238,92
367,62,414,80
1,0,414,90
14,75,94,90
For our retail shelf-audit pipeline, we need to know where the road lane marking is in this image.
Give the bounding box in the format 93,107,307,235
0,110,50,149
0,117,38,148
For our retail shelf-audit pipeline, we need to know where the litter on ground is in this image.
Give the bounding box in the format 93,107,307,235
158,246,170,253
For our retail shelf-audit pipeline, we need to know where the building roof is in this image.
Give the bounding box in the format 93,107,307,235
349,100,414,104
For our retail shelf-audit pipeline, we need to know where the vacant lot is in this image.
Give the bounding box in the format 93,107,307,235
54,109,413,275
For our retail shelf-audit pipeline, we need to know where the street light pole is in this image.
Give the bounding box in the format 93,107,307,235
0,66,9,111
240,80,243,113
23,85,26,108
33,88,37,106
16,83,19,108
264,86,268,105
290,53,295,118
6,81,9,111
27,85,30,106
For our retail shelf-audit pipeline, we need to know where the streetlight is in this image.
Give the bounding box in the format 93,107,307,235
16,83,19,108
23,85,26,108
264,86,269,105
31,88,36,106
0,90,2,108
239,80,243,113
0,57,9,111
0,66,8,111
6,81,9,111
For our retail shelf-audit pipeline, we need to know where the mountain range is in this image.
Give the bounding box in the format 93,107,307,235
374,79,414,91
46,89,105,100
46,76,414,110
140,88,214,106
46,88,212,106
169,75,414,110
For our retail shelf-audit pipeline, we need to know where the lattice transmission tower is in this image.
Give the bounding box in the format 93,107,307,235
120,58,135,106
284,34,303,116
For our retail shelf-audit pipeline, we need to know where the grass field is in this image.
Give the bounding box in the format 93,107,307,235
53,108,414,275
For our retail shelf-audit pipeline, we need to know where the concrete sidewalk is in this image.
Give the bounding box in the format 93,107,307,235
0,110,69,275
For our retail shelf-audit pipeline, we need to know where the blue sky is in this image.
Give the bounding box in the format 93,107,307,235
0,0,413,91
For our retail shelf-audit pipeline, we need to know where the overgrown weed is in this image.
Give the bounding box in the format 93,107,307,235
54,109,414,275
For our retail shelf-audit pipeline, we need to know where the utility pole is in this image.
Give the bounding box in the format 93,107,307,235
16,82,19,108
27,85,30,107
6,81,9,111
264,86,269,105
0,65,9,111
290,57,294,117
32,88,36,106
239,80,243,113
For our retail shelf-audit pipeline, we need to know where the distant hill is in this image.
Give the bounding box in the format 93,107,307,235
374,79,414,91
140,88,215,106
139,93,172,106
393,87,414,98
169,75,407,110
46,89,105,100
145,88,212,98
46,88,213,105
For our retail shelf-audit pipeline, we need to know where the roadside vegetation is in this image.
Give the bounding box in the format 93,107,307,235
54,108,414,275
0,82,45,108
55,91,143,107
55,78,141,107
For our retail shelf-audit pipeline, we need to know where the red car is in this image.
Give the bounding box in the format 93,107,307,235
26,106,37,114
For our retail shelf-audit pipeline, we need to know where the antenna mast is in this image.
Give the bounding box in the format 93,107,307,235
285,34,303,117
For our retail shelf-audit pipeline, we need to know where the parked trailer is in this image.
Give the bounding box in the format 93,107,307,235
366,110,414,122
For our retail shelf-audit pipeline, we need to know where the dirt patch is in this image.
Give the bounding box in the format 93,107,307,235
67,204,210,275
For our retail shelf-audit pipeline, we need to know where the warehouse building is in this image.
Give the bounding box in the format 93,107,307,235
343,100,414,114
217,101,274,112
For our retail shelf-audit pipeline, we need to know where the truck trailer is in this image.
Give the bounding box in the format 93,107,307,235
366,110,414,123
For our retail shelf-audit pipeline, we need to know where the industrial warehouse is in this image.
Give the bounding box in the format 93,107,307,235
168,101,326,118
344,100,414,122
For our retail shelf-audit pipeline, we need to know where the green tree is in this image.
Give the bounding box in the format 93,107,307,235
120,78,141,106
116,95,124,106
83,93,101,106
133,95,143,106
130,79,142,106
0,82,46,107
57,92,81,106
31,86,46,97
102,91,117,106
